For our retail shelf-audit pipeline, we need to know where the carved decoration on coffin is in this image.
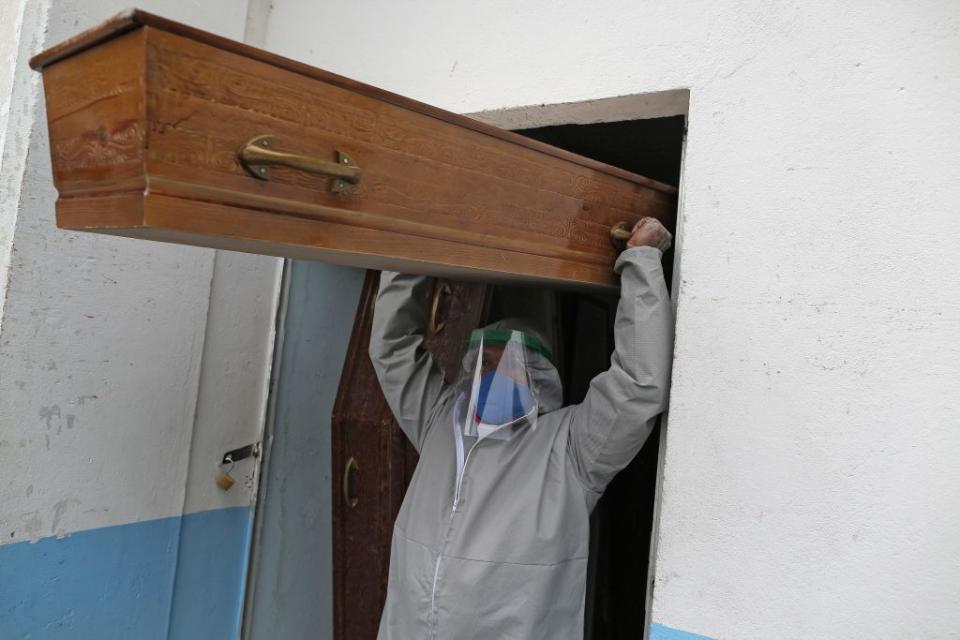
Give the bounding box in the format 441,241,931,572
53,120,144,171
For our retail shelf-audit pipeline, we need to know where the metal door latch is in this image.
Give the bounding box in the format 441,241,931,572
220,442,261,465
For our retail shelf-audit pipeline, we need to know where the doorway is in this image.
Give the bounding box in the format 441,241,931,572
328,114,685,639
243,97,687,640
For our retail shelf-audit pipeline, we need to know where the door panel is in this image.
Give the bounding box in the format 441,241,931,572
331,272,487,640
31,11,676,292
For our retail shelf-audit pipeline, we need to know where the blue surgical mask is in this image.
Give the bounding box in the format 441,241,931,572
475,371,534,425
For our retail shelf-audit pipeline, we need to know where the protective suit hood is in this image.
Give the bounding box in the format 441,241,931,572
466,316,564,416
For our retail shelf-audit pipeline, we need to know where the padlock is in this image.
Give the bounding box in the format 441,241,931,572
216,472,236,491
216,454,236,491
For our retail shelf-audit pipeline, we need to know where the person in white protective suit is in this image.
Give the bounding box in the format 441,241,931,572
369,217,674,640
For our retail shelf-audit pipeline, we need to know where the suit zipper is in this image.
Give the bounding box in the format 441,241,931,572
429,434,480,627
452,442,479,511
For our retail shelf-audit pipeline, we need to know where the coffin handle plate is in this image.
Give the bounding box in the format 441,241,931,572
239,135,362,193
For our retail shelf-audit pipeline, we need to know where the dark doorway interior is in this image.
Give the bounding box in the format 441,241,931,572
517,116,685,185
511,115,685,640
516,115,684,291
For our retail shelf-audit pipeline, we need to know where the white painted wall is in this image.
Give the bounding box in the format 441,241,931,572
259,1,960,638
0,0,43,329
0,0,28,174
0,0,280,547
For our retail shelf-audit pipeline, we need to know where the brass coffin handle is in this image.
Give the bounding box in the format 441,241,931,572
429,281,452,334
239,134,362,193
343,456,359,509
609,221,633,249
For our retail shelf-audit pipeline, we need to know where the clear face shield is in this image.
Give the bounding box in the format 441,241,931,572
453,329,557,441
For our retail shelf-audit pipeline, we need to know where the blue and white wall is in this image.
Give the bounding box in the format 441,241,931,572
0,1,282,638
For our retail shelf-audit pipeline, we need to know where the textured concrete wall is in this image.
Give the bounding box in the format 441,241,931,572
0,0,28,174
0,1,282,637
259,2,960,639
0,0,44,326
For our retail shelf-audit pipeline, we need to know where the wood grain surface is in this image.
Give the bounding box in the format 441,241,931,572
34,10,677,291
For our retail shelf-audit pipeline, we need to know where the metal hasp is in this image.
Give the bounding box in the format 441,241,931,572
239,134,362,193
220,442,261,465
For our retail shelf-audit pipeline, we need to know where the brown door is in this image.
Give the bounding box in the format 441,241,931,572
331,272,488,639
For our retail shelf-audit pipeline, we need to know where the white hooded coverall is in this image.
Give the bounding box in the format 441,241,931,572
369,246,674,639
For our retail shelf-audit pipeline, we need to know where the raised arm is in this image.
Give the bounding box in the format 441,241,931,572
369,272,450,452
566,219,675,495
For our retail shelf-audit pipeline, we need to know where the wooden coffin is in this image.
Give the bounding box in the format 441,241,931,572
30,10,677,291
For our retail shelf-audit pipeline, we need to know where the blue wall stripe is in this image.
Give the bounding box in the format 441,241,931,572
0,506,252,640
651,622,717,640
0,507,714,640
168,507,253,639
